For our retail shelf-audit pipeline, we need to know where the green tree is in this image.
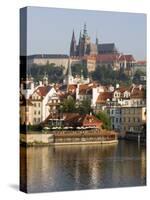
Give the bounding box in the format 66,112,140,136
71,63,88,78
133,69,145,84
96,111,111,130
77,99,92,114
60,97,77,113
30,63,65,83
91,65,131,85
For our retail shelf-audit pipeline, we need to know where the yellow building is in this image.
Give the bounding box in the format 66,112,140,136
121,106,146,134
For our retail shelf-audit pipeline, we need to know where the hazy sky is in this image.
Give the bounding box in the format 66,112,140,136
26,6,146,60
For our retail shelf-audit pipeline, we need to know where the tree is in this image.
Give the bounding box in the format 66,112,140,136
77,99,92,114
30,63,65,83
91,65,131,85
133,69,145,84
71,63,88,78
96,111,111,130
60,97,77,113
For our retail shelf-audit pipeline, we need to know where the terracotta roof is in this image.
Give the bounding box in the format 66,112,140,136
82,55,97,60
131,87,145,99
124,55,135,62
68,84,77,93
44,113,102,128
96,53,119,62
136,60,146,65
96,92,113,103
115,87,129,93
119,55,126,61
64,113,102,127
33,86,52,97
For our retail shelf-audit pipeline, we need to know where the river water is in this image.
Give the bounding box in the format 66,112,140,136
20,140,146,193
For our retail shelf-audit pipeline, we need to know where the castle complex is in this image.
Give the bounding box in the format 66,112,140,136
27,23,137,76
70,23,117,57
20,23,146,136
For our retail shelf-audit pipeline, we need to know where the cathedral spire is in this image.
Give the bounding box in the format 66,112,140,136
83,23,87,37
70,29,76,57
96,32,99,46
65,58,74,85
78,30,82,45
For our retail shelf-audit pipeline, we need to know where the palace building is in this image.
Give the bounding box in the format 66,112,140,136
26,23,136,75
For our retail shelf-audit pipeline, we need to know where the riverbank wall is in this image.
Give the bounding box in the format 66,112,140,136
20,129,118,146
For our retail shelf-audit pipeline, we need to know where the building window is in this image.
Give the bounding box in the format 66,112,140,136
34,111,36,115
38,103,40,107
34,118,36,123
38,111,40,115
34,103,36,107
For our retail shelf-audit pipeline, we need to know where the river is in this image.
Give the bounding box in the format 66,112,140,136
20,140,146,193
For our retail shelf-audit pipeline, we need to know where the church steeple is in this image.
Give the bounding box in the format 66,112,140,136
43,72,49,86
70,29,76,57
65,59,74,85
83,23,88,38
96,32,99,46
78,30,82,45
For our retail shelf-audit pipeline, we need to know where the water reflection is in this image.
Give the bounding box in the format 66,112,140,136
20,141,146,193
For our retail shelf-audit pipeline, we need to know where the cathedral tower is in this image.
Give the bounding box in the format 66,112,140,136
70,30,76,57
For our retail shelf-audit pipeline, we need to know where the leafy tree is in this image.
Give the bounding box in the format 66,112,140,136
71,63,88,78
60,97,77,113
91,65,131,86
133,69,146,84
30,63,65,83
77,99,92,114
60,98,92,114
96,111,111,130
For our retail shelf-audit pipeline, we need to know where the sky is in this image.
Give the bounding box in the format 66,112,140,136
26,6,146,60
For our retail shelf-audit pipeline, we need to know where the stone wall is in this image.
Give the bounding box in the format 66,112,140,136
20,129,118,146
20,133,54,146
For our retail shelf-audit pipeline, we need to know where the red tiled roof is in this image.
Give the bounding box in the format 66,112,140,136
124,55,135,62
33,86,52,97
115,87,129,93
96,92,113,103
68,84,77,93
64,113,102,128
119,55,126,61
82,55,97,60
44,113,102,128
131,87,145,99
96,53,119,62
136,60,146,65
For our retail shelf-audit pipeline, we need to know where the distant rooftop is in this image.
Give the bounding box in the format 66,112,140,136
98,43,118,54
